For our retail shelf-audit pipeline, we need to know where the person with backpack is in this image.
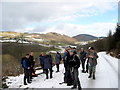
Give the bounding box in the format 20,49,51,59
86,47,98,79
39,52,45,73
55,52,62,72
80,48,87,73
69,50,82,90
22,54,31,85
43,52,53,79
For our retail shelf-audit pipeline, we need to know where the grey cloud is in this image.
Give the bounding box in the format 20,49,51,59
33,25,49,33
2,2,62,30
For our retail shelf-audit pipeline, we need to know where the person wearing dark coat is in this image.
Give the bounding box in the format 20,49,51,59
39,52,45,73
63,48,74,86
29,52,36,78
22,54,31,85
80,48,87,73
55,52,61,72
62,49,69,72
62,49,70,83
43,53,53,79
69,50,82,90
86,47,98,79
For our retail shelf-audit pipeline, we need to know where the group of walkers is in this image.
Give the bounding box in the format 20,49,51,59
61,46,98,90
21,46,98,90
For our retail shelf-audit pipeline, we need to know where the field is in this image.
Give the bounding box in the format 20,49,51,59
1,42,60,76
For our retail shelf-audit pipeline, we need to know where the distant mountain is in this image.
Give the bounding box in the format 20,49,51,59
73,34,98,41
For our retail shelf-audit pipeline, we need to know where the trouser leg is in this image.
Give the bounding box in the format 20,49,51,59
66,66,73,85
86,60,89,73
92,66,96,79
42,64,45,72
27,70,31,83
45,69,48,79
88,65,92,78
73,68,81,87
30,68,32,79
82,62,84,70
92,66,96,74
24,70,27,85
56,64,59,72
49,68,53,78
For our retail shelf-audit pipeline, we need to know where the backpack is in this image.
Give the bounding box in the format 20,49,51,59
69,55,77,67
21,57,25,67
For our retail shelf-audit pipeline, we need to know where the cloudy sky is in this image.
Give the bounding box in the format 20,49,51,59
1,0,119,37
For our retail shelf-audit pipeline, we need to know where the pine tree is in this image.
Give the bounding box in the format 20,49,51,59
113,25,120,43
107,30,114,51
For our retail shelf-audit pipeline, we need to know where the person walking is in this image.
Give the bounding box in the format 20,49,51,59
22,54,31,85
80,48,87,73
86,47,98,79
55,52,62,72
39,52,45,73
69,50,82,90
43,52,53,79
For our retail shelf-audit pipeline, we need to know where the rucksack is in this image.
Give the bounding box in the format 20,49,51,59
69,55,77,67
21,57,25,67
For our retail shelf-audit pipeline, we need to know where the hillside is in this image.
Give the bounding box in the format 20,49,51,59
0,31,77,44
73,34,98,41
44,32,77,43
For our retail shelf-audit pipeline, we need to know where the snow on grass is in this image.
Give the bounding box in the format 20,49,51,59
6,52,118,88
32,38,44,42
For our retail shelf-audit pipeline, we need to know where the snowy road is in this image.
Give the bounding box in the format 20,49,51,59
6,52,118,88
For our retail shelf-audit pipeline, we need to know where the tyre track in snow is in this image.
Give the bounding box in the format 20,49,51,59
102,55,118,75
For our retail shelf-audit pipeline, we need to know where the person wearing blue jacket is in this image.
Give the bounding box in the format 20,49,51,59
22,54,31,85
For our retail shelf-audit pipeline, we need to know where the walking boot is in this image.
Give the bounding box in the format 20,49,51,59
46,76,49,79
24,77,27,85
71,86,77,89
86,70,88,73
27,81,32,83
93,74,95,80
88,73,92,78
82,70,85,73
24,83,27,85
24,80,27,85
78,86,82,90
